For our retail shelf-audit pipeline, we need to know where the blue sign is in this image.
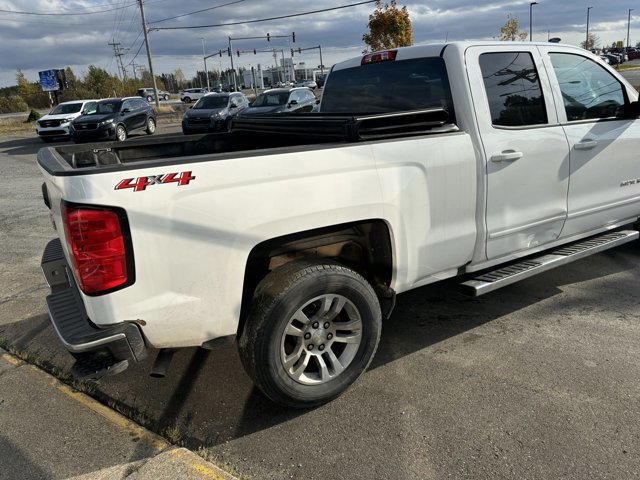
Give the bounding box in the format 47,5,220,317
39,70,59,92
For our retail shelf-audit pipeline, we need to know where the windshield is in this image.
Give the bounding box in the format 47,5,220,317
193,96,229,109
94,101,122,114
251,92,290,107
50,103,82,115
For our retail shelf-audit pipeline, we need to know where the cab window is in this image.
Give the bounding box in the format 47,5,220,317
549,53,626,121
479,52,547,127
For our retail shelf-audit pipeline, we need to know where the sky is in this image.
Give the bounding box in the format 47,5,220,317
0,0,638,88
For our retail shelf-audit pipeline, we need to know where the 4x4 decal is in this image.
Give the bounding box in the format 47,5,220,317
115,171,196,192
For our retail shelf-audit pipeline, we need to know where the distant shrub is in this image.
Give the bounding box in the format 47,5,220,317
0,95,28,114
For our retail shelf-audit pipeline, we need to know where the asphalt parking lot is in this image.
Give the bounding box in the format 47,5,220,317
1,128,640,479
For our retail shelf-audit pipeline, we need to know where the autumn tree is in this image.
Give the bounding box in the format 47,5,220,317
580,33,601,50
362,0,413,53
499,14,528,41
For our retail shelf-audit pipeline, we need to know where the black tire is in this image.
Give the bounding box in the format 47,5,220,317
183,97,191,103
145,117,156,135
146,95,153,102
238,260,381,408
163,94,170,101
115,124,127,142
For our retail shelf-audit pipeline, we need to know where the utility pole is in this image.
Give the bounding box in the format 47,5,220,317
131,62,143,82
108,41,128,81
201,38,210,91
138,0,159,107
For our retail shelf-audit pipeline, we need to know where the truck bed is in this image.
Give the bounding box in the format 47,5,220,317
37,109,454,175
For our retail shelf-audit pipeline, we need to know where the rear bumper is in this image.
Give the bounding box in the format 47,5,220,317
41,238,147,363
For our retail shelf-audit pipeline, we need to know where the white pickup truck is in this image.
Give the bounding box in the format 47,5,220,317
38,42,640,408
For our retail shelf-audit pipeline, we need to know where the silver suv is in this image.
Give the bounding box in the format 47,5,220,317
136,88,170,101
180,88,208,103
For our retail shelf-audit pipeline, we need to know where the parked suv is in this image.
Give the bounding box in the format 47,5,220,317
182,92,249,134
70,97,156,142
239,87,317,115
180,88,208,103
136,87,170,101
36,99,99,142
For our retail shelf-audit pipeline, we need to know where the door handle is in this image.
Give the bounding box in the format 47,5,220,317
574,140,598,150
490,150,523,162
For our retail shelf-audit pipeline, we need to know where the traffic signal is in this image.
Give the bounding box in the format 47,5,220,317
227,47,231,56
297,48,301,54
253,48,257,54
291,48,294,57
267,33,270,42
219,50,223,57
237,49,240,57
292,32,296,43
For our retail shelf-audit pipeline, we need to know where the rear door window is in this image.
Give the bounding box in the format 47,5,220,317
479,52,548,127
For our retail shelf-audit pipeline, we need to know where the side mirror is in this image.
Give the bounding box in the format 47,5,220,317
628,101,640,118
121,108,131,114
288,99,298,106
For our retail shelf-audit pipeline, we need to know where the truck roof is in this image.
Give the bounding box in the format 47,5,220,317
331,41,587,72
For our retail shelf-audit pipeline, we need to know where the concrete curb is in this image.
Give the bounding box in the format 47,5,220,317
0,349,239,480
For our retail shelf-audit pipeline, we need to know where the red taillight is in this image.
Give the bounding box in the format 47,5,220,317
62,205,129,294
361,50,398,65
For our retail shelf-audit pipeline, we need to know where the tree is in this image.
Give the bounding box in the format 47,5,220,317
499,14,528,41
580,33,601,50
362,0,413,53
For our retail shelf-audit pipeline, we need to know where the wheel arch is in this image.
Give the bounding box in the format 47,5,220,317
238,219,394,335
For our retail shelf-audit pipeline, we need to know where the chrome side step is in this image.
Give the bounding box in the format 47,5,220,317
459,230,638,296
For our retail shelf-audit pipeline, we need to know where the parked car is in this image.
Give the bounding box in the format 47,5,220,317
239,87,317,115
136,87,170,102
602,54,620,65
294,79,317,89
182,92,249,134
36,99,99,142
70,97,156,142
180,88,208,103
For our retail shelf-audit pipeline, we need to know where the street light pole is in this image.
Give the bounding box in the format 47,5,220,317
529,2,538,42
201,38,210,92
627,9,634,55
586,6,593,50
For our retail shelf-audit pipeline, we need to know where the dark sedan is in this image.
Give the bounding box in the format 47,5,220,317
70,97,156,142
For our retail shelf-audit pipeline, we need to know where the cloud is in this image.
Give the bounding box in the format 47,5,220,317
0,0,637,87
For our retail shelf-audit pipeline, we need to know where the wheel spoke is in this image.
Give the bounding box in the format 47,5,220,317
316,354,331,382
283,345,304,370
290,350,311,380
291,308,311,326
334,319,361,332
284,323,304,337
324,349,345,376
319,295,347,321
333,332,361,344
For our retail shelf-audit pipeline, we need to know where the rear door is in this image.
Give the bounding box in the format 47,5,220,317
466,45,570,260
539,48,640,236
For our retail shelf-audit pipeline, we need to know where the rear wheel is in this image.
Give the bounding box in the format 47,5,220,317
115,124,127,141
145,117,156,134
238,260,382,408
146,95,153,102
183,97,191,103
163,94,170,101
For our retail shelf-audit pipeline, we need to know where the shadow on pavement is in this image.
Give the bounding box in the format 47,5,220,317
1,245,638,456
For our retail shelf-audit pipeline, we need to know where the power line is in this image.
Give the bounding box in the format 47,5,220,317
0,2,139,16
148,0,245,25
150,1,376,30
